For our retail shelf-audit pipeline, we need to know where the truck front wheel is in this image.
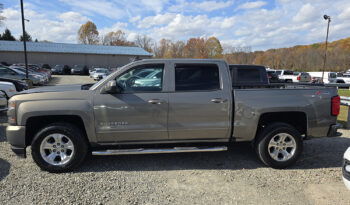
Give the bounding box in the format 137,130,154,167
31,123,89,173
255,123,303,169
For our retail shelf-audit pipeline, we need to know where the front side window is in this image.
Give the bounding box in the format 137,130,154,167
116,64,164,93
175,64,220,91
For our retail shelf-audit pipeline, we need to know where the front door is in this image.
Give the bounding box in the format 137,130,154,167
93,64,168,143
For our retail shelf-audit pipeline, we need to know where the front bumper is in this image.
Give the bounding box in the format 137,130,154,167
327,124,342,137
6,125,26,158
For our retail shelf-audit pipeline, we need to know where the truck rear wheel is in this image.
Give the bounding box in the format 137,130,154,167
255,123,303,169
31,123,88,173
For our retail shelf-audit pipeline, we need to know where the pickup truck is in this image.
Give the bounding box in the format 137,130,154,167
6,59,340,172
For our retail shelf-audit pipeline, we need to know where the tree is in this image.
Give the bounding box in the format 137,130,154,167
78,21,99,44
102,30,134,46
184,38,207,58
1,29,16,41
20,31,32,42
135,34,153,53
205,37,223,58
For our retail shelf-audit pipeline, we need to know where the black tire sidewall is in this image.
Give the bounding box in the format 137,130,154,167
256,123,303,169
31,123,88,173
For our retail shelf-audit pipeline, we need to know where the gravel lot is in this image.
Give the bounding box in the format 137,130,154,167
0,75,350,204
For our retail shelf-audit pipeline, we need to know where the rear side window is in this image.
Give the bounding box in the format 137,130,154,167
284,70,294,75
236,68,260,82
329,73,336,78
175,64,220,91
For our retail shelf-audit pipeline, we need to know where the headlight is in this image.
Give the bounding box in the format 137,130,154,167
8,100,16,125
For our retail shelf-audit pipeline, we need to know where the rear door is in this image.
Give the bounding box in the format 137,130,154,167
167,63,232,141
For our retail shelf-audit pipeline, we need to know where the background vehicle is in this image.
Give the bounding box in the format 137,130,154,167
9,66,47,85
293,72,311,83
343,147,350,190
52,65,71,75
308,72,337,83
0,77,28,91
277,70,295,83
6,59,340,173
0,81,17,98
0,65,38,85
92,68,109,81
266,70,280,83
71,65,88,75
336,73,350,84
0,91,7,111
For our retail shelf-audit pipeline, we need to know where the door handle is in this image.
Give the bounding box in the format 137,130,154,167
211,98,227,103
148,99,165,105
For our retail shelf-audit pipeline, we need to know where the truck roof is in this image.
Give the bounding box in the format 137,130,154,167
137,59,227,64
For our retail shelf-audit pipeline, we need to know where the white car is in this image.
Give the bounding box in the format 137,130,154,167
0,81,17,98
308,72,337,83
92,68,109,81
337,74,350,84
343,147,350,190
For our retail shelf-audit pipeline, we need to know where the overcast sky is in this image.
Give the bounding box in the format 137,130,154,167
1,0,350,51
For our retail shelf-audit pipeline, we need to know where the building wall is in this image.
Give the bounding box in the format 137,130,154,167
0,51,151,68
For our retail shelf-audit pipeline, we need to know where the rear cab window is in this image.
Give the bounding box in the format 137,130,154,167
175,64,220,91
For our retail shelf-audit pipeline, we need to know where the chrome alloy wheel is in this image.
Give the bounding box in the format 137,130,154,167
40,134,75,166
268,133,296,162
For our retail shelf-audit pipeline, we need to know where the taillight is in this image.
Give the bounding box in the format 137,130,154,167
297,76,301,81
331,96,340,116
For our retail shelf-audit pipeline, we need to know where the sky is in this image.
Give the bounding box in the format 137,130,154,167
0,0,350,51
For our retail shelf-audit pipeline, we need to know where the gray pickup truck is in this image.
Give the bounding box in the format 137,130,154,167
6,59,340,172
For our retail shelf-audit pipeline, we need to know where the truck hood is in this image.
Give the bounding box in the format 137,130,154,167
19,84,83,94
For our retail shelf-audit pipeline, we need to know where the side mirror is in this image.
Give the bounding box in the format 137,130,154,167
101,80,121,94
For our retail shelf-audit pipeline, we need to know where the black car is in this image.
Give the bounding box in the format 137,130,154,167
0,77,29,91
267,71,280,83
52,65,71,75
71,65,88,75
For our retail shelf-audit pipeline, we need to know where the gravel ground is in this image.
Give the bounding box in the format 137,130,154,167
0,75,350,204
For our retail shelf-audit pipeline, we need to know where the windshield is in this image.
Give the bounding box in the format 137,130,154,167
54,65,64,69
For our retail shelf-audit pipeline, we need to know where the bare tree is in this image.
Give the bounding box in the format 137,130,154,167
135,34,153,53
101,30,135,46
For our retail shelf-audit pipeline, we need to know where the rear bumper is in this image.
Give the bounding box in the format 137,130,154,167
327,124,342,137
6,125,26,158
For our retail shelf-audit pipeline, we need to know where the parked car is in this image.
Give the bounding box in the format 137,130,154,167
343,147,350,190
0,65,39,85
92,68,109,81
277,70,295,83
0,91,7,111
52,65,71,75
0,81,17,98
294,72,311,83
40,64,51,70
10,66,47,85
336,73,350,84
308,72,337,83
0,77,28,91
13,64,52,79
266,70,280,83
6,59,340,172
71,65,88,75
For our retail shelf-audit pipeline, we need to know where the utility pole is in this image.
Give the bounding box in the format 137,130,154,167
20,0,29,79
321,15,331,83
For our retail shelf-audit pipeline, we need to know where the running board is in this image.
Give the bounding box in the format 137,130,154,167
92,146,227,156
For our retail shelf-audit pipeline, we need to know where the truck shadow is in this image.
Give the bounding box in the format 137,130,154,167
77,136,350,172
0,158,10,181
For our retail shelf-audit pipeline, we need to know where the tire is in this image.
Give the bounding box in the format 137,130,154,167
31,123,89,173
255,123,303,169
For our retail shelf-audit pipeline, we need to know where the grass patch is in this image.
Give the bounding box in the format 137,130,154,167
338,89,350,97
338,105,348,126
338,89,350,127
